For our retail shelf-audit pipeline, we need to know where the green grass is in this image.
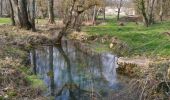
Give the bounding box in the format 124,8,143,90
19,66,46,90
26,75,46,89
83,18,170,57
0,18,48,25
0,18,10,24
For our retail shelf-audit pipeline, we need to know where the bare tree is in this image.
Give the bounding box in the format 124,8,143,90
31,0,36,31
0,0,3,16
12,0,32,29
117,0,123,20
140,0,149,27
134,0,156,27
8,0,15,25
55,0,102,43
92,5,97,25
48,0,55,24
112,0,124,20
148,0,156,25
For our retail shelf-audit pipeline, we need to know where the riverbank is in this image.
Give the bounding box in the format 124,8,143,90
0,25,52,99
0,18,170,99
67,19,170,99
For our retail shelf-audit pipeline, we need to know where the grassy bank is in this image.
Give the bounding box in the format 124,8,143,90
83,19,170,57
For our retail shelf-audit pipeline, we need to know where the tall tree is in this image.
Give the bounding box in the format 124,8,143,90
31,0,36,31
9,0,15,25
112,0,124,21
55,0,102,43
134,0,156,27
0,0,3,16
140,0,149,26
159,0,163,21
148,0,155,24
92,5,97,25
12,0,32,29
117,0,123,20
48,0,55,24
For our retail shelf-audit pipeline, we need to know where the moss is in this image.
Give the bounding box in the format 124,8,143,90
19,66,32,75
26,75,46,90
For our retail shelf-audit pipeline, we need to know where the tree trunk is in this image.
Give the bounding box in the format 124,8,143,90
0,0,3,16
117,0,123,21
92,6,96,25
148,0,155,25
19,0,32,29
12,0,32,29
55,25,68,43
9,0,15,26
55,0,76,44
159,0,163,21
12,0,22,25
117,7,121,20
48,0,55,24
73,13,81,32
31,0,36,31
141,0,149,27
103,7,105,20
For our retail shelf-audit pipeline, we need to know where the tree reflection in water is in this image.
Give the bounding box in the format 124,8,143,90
31,40,130,100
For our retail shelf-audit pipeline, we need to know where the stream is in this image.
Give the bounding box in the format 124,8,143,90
30,40,137,100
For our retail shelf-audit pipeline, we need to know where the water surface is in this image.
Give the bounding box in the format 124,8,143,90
30,40,134,100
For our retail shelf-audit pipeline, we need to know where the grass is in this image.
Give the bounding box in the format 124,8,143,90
0,18,10,24
26,75,46,89
83,18,170,57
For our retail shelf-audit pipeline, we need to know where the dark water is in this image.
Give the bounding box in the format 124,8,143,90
30,40,134,100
